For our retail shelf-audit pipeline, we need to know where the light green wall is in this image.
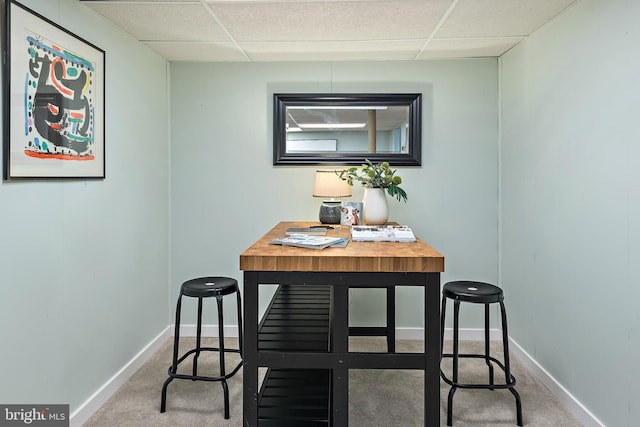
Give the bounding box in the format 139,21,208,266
500,0,640,425
0,0,170,412
169,60,499,328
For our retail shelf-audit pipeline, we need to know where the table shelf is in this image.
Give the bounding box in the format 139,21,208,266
257,284,332,425
257,368,330,426
258,284,332,352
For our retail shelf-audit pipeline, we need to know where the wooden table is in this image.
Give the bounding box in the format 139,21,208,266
240,221,445,426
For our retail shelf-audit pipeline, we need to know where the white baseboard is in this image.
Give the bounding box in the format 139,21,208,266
69,325,239,426
70,325,602,427
396,326,503,341
176,324,241,338
508,337,605,427
70,327,171,426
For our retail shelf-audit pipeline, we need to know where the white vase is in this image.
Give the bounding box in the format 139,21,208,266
362,187,389,225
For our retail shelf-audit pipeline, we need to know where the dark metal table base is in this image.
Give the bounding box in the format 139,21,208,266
243,271,441,426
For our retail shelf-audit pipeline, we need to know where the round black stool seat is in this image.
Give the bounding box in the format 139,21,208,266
181,276,239,298
160,276,243,420
440,280,522,426
443,280,503,304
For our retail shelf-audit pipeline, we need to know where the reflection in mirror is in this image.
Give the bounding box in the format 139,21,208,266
273,94,421,166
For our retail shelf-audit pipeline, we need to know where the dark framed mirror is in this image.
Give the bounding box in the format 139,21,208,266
273,93,422,166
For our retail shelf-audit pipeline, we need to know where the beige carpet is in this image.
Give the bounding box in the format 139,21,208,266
83,337,582,426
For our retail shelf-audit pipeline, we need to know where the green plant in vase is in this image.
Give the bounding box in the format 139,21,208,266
337,159,408,202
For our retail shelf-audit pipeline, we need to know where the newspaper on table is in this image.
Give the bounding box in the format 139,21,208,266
350,225,417,242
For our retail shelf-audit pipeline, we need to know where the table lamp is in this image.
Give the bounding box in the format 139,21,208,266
313,169,352,224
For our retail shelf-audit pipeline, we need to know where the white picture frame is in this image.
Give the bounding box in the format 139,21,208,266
340,201,363,226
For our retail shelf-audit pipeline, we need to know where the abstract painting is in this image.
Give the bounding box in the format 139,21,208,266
4,1,105,179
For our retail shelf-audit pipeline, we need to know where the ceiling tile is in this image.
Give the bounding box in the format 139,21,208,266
418,37,524,59
144,42,249,62
208,0,453,42
240,40,426,61
435,0,577,38
85,3,230,42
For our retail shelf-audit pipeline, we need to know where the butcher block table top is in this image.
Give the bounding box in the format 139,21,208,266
240,221,444,273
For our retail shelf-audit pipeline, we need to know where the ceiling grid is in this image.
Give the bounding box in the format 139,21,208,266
80,0,579,62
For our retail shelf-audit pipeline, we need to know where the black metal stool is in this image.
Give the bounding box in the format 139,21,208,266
440,280,523,426
160,276,243,419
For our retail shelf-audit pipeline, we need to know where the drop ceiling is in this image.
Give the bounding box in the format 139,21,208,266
80,0,579,62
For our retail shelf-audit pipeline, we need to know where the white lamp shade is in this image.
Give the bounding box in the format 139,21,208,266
313,170,352,198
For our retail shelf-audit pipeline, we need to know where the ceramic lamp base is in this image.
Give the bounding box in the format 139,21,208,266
318,200,342,224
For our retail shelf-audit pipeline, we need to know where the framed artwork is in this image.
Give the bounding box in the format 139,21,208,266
341,201,363,226
3,0,105,179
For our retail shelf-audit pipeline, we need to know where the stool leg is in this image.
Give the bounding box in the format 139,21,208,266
452,300,460,384
440,294,447,362
447,386,457,427
221,378,230,419
172,295,183,373
160,376,171,413
500,300,523,426
217,296,230,419
485,303,495,389
510,387,524,426
161,293,183,412
447,299,461,426
193,297,203,378
499,301,513,384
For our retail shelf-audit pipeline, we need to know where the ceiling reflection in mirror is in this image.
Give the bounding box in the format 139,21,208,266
273,94,421,166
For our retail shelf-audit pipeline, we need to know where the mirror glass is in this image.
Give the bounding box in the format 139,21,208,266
273,93,421,166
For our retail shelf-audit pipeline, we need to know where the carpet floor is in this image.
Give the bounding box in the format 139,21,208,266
83,337,582,426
